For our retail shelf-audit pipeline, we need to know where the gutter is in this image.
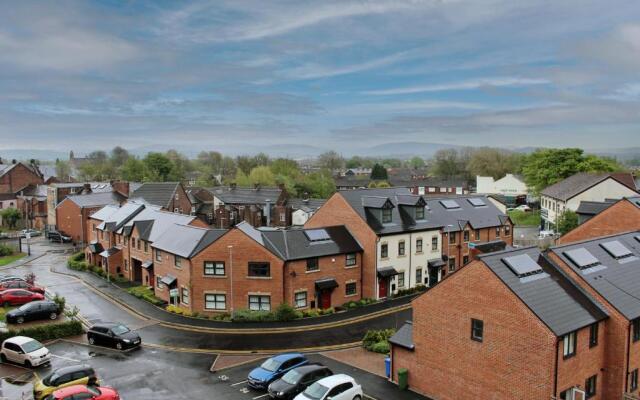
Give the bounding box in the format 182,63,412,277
553,338,560,397
626,321,632,392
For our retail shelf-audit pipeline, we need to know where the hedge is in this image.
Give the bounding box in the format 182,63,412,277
67,252,89,271
363,328,396,354
0,320,83,343
0,244,14,257
127,286,164,306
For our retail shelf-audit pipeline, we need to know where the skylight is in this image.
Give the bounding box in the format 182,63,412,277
467,198,486,207
600,240,634,260
563,248,601,270
502,254,543,278
440,199,460,210
304,229,331,242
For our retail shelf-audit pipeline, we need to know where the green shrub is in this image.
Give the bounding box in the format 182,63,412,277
302,309,320,318
371,341,390,354
52,295,66,313
393,285,427,298
127,286,164,306
0,320,83,343
209,313,232,321
274,303,302,322
318,307,334,315
0,244,14,257
342,298,377,310
363,328,396,353
232,309,276,322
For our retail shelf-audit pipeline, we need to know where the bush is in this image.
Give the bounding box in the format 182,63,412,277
210,313,232,321
0,320,83,343
318,307,335,316
127,286,164,306
393,285,427,298
363,328,396,353
232,309,276,322
302,309,320,318
370,341,390,354
342,298,377,310
274,303,302,322
0,244,14,257
52,295,66,313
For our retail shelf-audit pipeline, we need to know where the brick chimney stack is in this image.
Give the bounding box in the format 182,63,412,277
111,180,130,197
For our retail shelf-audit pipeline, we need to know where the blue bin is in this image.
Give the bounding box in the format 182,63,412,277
384,357,391,378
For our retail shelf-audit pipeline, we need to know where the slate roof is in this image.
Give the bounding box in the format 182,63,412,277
389,321,414,350
338,187,509,235
130,182,181,208
152,224,226,258
550,231,640,321
62,191,126,209
88,204,120,222
95,202,146,232
480,247,608,336
288,198,326,211
118,206,197,243
261,226,363,261
211,186,282,204
541,173,638,201
0,162,42,178
575,200,615,216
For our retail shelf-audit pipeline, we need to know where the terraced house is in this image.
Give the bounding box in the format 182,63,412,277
150,222,363,314
390,246,609,400
305,188,512,299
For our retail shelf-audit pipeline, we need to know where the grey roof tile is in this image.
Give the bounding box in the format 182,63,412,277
541,173,637,201
389,321,414,350
64,192,126,208
131,182,181,208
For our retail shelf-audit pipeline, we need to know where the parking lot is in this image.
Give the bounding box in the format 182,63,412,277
0,341,425,400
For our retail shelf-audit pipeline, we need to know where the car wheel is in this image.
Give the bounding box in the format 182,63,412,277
16,316,24,324
0,353,6,362
116,342,123,350
88,336,95,345
24,360,32,368
49,312,57,320
352,396,361,400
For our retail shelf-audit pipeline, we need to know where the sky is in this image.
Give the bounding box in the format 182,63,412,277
1,0,639,155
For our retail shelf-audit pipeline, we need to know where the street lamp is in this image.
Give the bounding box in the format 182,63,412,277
228,245,233,317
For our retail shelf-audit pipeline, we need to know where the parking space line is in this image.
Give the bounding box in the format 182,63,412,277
51,354,81,362
230,380,247,386
252,394,269,400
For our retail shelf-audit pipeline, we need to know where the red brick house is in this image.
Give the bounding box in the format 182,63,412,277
150,222,363,314
129,182,192,215
210,185,293,228
15,184,48,230
390,247,608,400
0,161,44,194
548,232,640,399
559,197,640,244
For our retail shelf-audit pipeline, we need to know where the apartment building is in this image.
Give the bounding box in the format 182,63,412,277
305,188,512,299
560,197,640,244
390,247,608,400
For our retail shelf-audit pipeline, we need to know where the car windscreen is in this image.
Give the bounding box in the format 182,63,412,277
111,325,130,335
302,382,329,399
87,386,101,396
281,368,304,385
22,339,44,353
260,358,281,372
43,371,59,386
18,303,35,311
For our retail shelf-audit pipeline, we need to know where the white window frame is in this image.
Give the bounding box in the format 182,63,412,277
205,294,226,310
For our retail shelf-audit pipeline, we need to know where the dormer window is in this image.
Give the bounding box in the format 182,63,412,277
382,208,392,223
415,207,425,220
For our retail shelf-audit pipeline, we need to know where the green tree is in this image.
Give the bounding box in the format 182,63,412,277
110,146,130,166
0,208,21,229
236,155,257,175
294,171,335,198
521,148,623,194
318,151,344,171
120,158,145,182
467,148,523,179
409,156,425,169
143,152,174,181
270,158,300,178
253,153,270,167
55,159,71,181
557,210,579,235
370,163,388,180
248,166,276,186
431,149,465,178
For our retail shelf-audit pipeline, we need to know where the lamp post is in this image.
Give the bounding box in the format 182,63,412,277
228,245,234,317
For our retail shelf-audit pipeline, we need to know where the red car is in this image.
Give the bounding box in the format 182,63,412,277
0,280,45,293
0,289,44,306
44,384,120,400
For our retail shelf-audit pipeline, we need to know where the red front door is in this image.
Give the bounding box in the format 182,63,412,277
378,278,387,298
320,290,332,309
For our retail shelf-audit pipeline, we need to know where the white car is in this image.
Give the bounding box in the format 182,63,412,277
0,336,51,368
514,205,531,212
294,374,363,400
538,230,555,239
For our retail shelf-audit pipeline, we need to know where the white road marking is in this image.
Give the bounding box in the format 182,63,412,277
51,354,80,362
252,394,269,400
231,380,248,386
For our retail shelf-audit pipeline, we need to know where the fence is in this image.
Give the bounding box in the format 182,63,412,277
0,237,22,254
513,236,556,249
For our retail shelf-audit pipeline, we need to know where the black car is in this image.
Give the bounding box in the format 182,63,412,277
6,300,60,324
48,231,72,243
87,322,141,350
0,275,25,283
268,364,333,399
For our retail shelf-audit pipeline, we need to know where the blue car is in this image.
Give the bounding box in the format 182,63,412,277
248,353,309,390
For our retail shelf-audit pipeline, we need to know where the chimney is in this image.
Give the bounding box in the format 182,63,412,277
111,181,130,197
277,183,285,190
303,191,310,201
83,183,92,194
12,159,17,164
0,157,3,164
230,182,237,190
265,199,271,226
254,183,261,190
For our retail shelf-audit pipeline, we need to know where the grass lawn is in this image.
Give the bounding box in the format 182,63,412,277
508,210,541,227
0,252,26,267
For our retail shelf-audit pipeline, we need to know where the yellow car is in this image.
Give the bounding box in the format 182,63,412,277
34,364,99,399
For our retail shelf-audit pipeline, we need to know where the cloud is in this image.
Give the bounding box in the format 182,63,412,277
362,77,550,95
575,23,640,71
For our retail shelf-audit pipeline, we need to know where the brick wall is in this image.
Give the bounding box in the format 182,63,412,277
442,223,513,274
0,163,43,193
56,199,82,243
166,184,192,214
392,260,558,400
558,200,640,245
305,193,379,299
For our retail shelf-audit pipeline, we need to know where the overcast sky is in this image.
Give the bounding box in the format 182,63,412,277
1,0,639,154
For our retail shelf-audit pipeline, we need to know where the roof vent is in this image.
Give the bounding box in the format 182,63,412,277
467,198,486,207
563,248,601,270
440,199,460,210
502,254,543,278
304,229,331,242
600,240,634,261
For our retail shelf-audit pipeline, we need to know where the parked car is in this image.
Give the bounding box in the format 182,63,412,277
0,289,44,306
538,230,555,239
293,374,363,400
248,353,309,390
34,364,99,400
514,205,532,212
0,336,50,368
6,300,60,324
87,322,141,350
48,231,72,243
0,275,26,283
0,280,45,293
20,229,42,238
43,384,120,400
268,364,333,399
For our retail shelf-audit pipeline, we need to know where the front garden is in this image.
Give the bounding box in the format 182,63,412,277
0,243,25,266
